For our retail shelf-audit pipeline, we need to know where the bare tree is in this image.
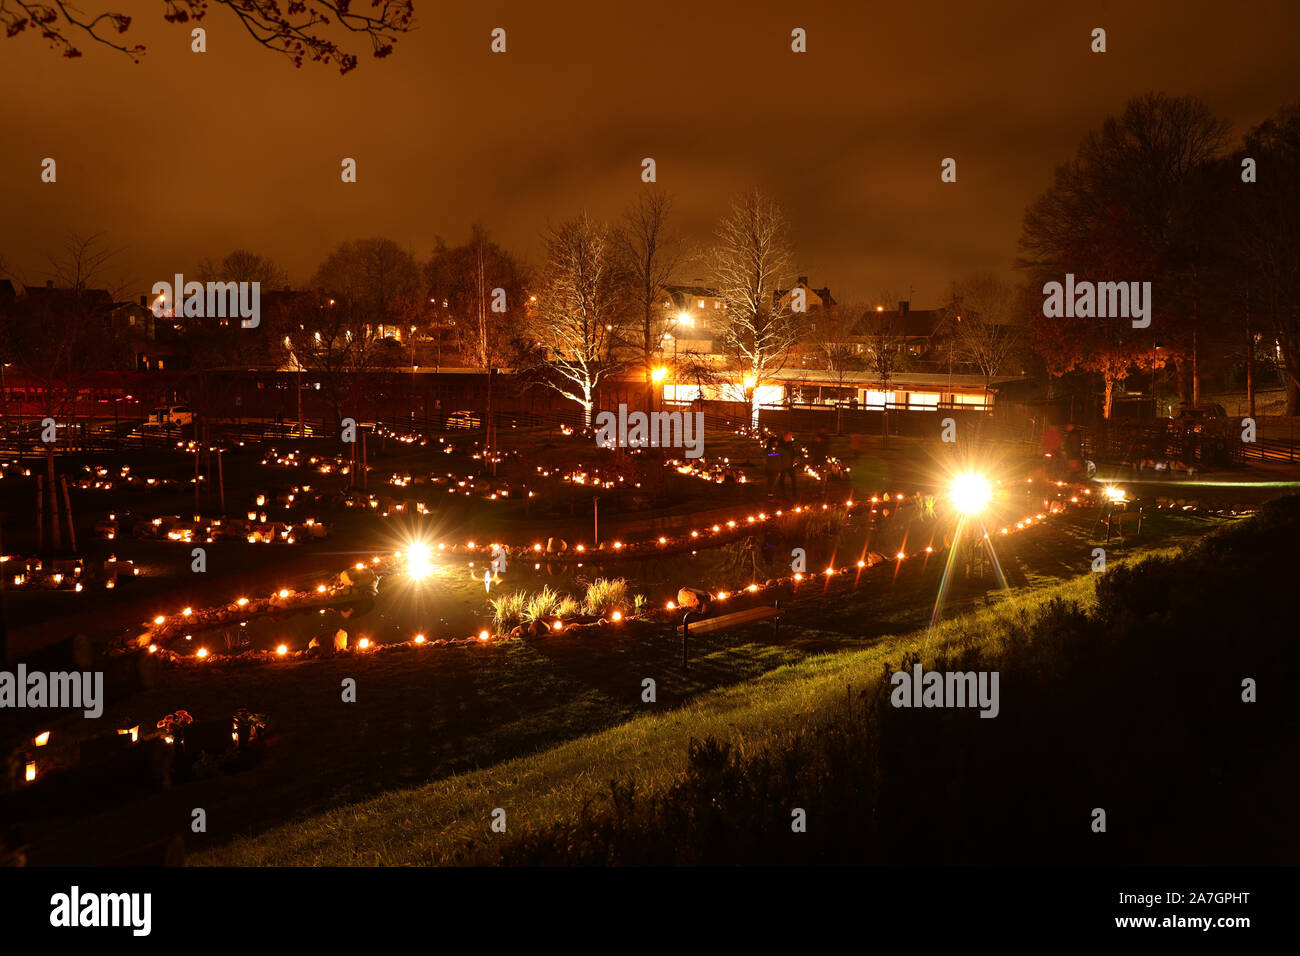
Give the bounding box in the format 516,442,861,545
858,300,911,447
710,189,800,428
525,214,624,426
0,1,415,73
312,237,420,331
809,301,865,434
425,225,528,371
196,249,289,290
612,190,687,409
0,233,123,551
279,293,375,429
940,273,1026,398
1234,105,1300,412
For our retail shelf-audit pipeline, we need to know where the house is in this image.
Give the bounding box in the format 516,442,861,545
661,284,725,355
851,301,947,362
774,276,835,313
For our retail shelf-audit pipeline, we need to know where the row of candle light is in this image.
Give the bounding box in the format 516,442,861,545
140,480,1088,666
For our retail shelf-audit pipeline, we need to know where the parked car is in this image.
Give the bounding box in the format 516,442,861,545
150,405,194,427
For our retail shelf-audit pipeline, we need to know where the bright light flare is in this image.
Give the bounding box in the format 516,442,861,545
950,472,993,515
406,541,434,581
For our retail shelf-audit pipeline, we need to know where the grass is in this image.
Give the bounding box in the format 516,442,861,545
521,585,561,624
493,580,632,630
582,578,628,616
488,591,528,629
195,549,1158,866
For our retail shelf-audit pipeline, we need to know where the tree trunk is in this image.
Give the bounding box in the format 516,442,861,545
1191,325,1200,408
46,446,61,552
1244,285,1255,419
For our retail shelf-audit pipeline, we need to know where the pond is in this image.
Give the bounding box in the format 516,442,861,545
171,504,931,657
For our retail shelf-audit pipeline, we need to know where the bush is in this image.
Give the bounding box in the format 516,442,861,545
582,578,628,617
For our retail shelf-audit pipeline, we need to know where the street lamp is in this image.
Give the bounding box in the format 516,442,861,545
1152,339,1164,418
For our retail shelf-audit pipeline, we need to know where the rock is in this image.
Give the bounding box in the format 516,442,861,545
546,537,567,554
332,629,348,652
528,619,548,637
677,587,711,615
509,626,526,640
865,552,886,567
339,567,377,590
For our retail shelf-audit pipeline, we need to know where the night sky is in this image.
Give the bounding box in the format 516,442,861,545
1,0,1297,304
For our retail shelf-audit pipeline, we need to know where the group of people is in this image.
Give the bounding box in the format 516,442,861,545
764,432,801,498
1040,422,1084,479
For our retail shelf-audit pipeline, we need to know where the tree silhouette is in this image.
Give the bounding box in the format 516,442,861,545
0,1,415,73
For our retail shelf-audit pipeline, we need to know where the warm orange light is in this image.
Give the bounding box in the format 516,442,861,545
236,597,249,607
34,731,49,747
153,615,165,625
196,648,209,659
478,631,490,641
276,644,288,656
358,638,371,649
414,634,426,644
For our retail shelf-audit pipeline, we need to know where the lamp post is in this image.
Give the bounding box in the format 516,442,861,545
1152,339,1163,418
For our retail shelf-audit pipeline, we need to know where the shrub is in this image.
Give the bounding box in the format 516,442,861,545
583,578,628,617
522,586,561,624
489,591,528,629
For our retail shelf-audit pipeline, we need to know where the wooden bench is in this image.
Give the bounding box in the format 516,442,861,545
1104,503,1143,542
679,600,783,668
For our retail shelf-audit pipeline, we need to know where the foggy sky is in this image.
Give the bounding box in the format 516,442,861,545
1,0,1297,306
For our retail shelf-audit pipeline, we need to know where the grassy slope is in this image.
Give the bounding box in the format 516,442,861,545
198,547,1181,867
